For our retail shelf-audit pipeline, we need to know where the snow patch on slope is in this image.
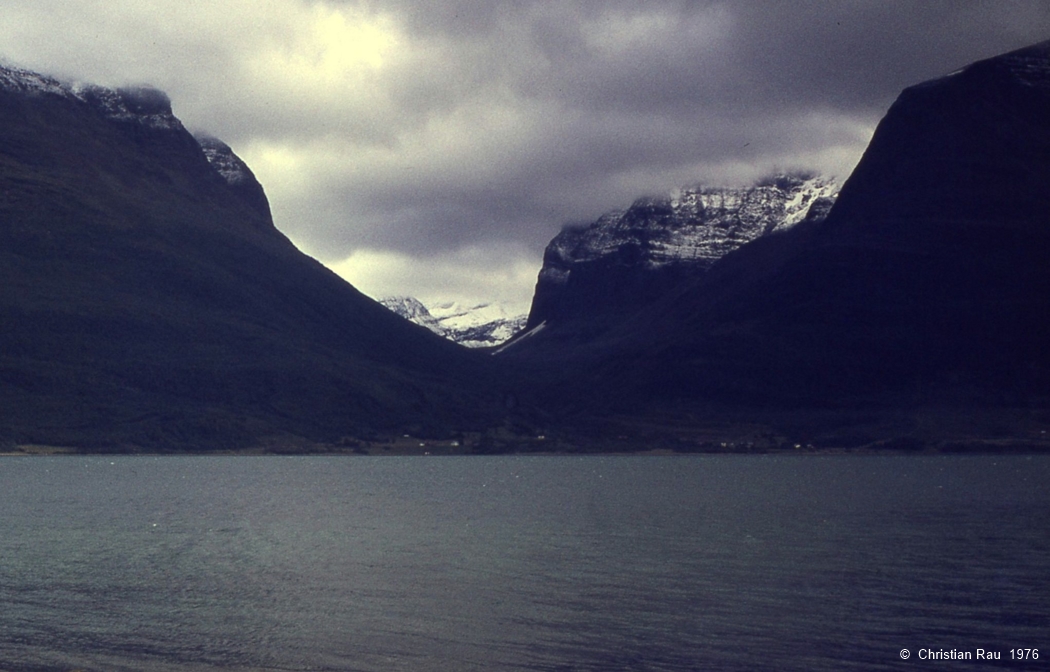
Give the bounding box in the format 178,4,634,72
492,321,546,354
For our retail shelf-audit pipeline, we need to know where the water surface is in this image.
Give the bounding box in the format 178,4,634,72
1,455,1047,671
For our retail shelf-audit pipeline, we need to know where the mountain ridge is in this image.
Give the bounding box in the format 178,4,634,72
497,40,1050,448
508,172,838,356
380,297,528,348
4,40,1050,452
0,62,504,450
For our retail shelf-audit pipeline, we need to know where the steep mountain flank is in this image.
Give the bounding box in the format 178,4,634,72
0,65,498,449
503,40,1050,444
643,39,1050,405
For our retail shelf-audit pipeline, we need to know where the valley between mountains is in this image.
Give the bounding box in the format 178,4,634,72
3,41,1050,453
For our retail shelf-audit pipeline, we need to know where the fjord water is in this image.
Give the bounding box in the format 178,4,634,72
1,456,1047,672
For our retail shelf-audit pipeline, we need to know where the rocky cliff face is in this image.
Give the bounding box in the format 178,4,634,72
523,173,837,332
0,64,498,449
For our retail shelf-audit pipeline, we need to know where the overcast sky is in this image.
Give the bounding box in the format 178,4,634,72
3,1,1049,312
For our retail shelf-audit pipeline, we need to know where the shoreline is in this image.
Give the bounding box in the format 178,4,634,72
3,440,1048,457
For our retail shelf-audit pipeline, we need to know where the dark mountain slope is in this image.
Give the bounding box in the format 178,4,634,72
503,40,1050,436
658,39,1050,404
0,67,498,449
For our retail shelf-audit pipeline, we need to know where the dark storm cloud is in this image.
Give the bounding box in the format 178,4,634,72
363,0,1048,117
3,0,1049,306
267,0,1050,261
724,1,1049,109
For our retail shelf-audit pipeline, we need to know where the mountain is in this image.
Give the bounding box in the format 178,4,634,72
652,39,1050,404
429,300,527,348
381,297,527,348
379,297,448,337
502,40,1050,448
503,172,837,353
0,64,502,450
5,39,1049,453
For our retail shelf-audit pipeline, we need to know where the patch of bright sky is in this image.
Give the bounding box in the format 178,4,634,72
329,245,539,313
248,4,397,89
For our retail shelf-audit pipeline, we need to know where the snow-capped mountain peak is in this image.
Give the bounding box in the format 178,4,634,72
380,297,527,348
524,171,839,331
543,172,838,278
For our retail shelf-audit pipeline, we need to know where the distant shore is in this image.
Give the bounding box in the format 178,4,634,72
3,436,1048,457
